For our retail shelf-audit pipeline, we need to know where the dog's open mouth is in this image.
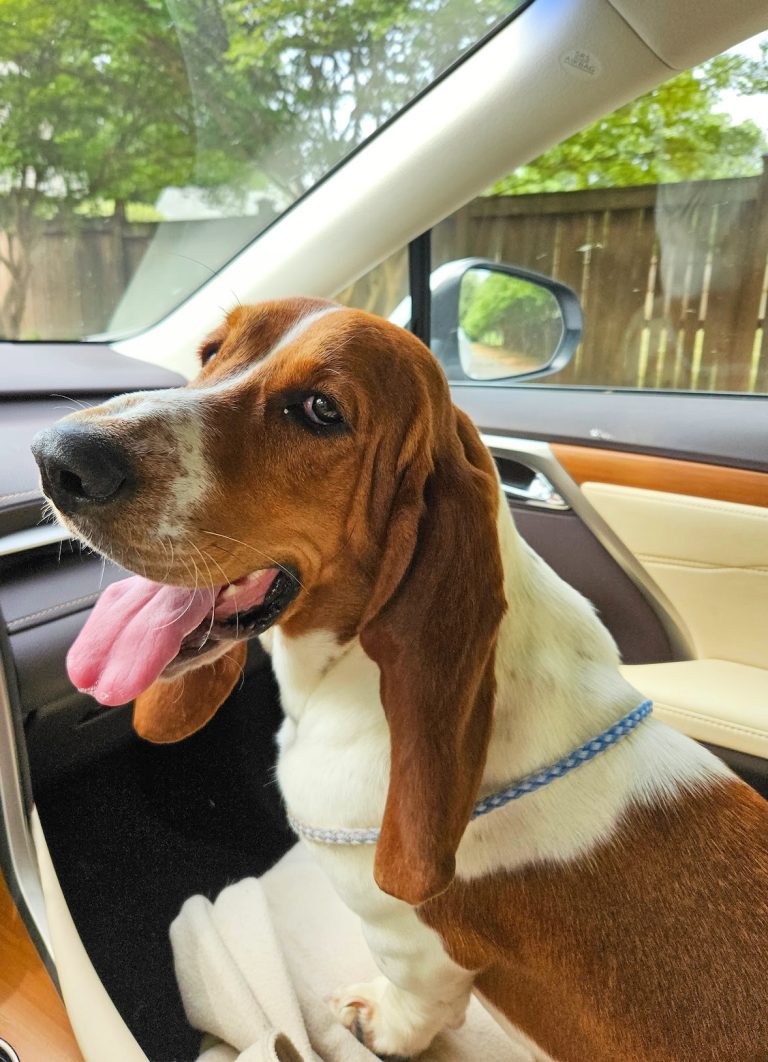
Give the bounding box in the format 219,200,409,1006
66,566,299,707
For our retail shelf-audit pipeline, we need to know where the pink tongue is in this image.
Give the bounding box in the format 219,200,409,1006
67,576,218,707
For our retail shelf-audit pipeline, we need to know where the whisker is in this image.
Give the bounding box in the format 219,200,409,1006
158,536,169,580
186,538,231,589
186,539,220,648
193,539,241,639
150,553,202,630
50,393,89,411
198,528,304,590
219,649,247,692
167,251,242,310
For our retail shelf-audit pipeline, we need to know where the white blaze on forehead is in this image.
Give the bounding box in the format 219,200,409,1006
265,304,342,360
97,304,344,415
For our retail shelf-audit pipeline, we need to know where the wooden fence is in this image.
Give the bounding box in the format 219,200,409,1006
4,164,768,391
0,216,155,340
342,162,768,392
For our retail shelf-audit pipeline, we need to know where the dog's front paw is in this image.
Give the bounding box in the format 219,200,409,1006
329,976,462,1059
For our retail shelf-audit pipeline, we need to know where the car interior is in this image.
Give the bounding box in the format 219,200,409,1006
1,0,767,1059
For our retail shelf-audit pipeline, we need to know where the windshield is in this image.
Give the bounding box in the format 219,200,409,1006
0,0,524,342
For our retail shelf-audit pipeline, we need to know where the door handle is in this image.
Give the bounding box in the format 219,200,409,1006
496,460,569,510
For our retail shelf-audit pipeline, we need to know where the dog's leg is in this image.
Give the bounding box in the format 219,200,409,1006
326,876,474,1058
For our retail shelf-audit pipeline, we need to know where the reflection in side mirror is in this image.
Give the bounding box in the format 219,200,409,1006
426,257,583,383
458,268,564,381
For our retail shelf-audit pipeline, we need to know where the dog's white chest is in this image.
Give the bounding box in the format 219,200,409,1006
270,630,392,835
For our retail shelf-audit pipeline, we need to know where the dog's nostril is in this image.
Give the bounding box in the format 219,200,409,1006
58,468,86,497
55,464,125,501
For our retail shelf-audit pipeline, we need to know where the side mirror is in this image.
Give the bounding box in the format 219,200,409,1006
430,258,583,382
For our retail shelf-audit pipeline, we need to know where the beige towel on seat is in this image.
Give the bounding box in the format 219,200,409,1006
170,875,314,1062
171,844,533,1061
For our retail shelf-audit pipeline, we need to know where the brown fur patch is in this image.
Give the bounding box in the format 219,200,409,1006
134,641,247,743
360,408,506,904
419,779,768,1061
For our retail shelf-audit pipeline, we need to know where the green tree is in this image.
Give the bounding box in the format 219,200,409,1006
0,0,512,335
461,271,554,345
492,47,768,194
182,0,512,197
0,0,201,333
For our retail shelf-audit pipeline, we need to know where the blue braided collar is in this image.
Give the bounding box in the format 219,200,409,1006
288,699,653,847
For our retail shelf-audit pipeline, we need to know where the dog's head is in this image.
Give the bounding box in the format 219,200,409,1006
33,297,506,902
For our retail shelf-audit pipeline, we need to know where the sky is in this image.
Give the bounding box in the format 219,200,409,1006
719,29,768,136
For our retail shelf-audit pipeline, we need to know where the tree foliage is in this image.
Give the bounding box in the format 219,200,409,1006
492,45,768,195
0,0,511,209
0,0,201,331
0,0,510,333
460,270,554,345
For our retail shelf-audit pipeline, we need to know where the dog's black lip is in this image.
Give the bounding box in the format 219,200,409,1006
220,566,300,635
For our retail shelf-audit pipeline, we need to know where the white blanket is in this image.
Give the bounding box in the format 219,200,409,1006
171,844,533,1061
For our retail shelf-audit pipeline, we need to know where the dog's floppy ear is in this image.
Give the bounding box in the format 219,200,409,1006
360,407,506,905
133,642,247,743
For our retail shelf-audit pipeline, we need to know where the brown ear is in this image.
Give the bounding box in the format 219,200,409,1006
360,408,506,904
133,641,247,743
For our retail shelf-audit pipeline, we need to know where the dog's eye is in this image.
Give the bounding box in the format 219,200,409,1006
200,340,221,365
282,392,347,433
302,394,343,426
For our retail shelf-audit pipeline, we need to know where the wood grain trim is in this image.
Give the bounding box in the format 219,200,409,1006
0,868,83,1060
551,444,768,508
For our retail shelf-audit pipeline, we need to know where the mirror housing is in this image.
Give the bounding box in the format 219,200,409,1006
429,258,583,382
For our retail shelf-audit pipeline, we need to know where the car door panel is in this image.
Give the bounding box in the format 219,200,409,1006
581,482,768,668
0,858,83,1061
457,384,768,798
482,436,681,664
506,504,675,664
620,659,768,760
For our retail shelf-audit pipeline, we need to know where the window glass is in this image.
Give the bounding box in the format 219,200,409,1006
0,0,522,341
343,31,768,394
335,246,410,320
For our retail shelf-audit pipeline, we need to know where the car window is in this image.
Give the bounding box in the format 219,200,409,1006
0,0,524,342
339,30,768,394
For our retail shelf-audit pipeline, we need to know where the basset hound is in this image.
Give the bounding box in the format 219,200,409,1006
33,298,768,1061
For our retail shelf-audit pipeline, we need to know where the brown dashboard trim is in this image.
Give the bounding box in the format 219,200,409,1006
552,444,768,508
0,868,83,1060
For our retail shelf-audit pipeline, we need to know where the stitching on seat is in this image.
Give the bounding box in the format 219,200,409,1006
655,701,768,742
641,556,768,574
7,593,99,629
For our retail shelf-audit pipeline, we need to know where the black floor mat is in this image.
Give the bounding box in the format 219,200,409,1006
34,664,296,1062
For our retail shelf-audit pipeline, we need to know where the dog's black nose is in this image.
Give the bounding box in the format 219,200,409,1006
31,423,135,513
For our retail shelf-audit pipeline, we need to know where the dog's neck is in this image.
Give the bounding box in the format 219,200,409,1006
268,490,730,872
485,491,645,781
